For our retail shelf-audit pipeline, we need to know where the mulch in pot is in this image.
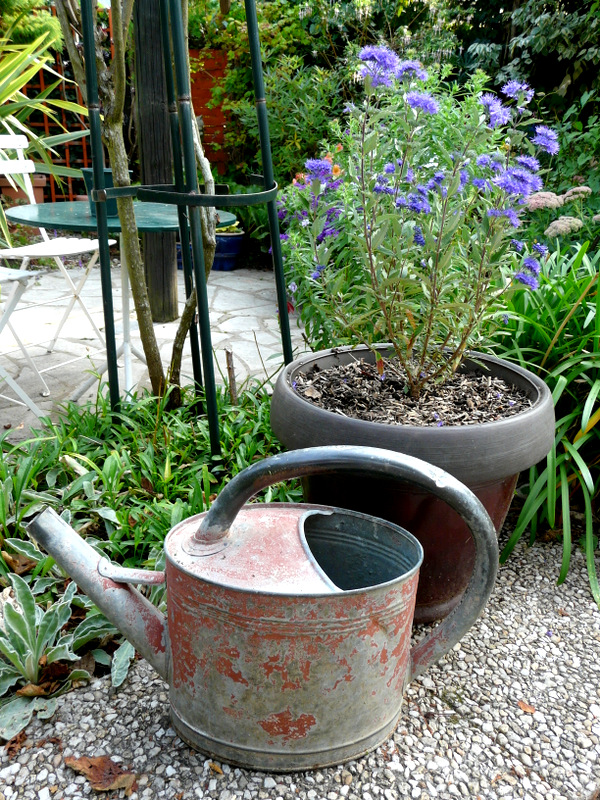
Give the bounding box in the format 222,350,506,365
293,356,533,428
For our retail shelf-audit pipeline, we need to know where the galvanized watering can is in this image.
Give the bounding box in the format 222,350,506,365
27,446,498,771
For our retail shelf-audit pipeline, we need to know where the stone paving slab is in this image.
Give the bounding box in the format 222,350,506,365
0,262,306,439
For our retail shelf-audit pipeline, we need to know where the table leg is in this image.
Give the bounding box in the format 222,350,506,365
120,234,134,393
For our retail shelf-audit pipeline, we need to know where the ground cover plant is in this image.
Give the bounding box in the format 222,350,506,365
490,242,600,605
0,382,297,738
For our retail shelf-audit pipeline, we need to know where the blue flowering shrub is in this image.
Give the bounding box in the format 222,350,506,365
279,46,560,399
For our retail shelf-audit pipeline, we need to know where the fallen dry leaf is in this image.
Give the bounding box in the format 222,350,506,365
517,700,536,714
1,551,38,575
35,736,62,752
4,730,27,757
558,608,570,617
65,755,137,795
16,683,47,697
140,476,154,494
209,761,224,775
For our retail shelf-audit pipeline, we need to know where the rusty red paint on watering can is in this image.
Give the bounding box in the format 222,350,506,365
27,446,498,772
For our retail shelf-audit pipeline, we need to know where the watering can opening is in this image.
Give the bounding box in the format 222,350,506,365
302,509,423,591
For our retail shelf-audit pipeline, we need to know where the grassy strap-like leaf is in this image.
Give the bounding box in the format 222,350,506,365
500,490,548,563
583,488,600,608
540,269,596,371
574,404,600,444
562,440,594,494
557,463,572,585
546,444,557,530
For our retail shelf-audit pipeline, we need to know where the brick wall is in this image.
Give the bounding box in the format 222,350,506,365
189,49,229,175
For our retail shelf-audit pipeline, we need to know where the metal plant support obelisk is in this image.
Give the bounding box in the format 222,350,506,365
80,0,293,457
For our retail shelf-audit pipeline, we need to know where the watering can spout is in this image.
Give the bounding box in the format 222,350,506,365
27,508,169,682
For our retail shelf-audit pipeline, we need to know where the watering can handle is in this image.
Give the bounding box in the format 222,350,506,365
197,445,498,678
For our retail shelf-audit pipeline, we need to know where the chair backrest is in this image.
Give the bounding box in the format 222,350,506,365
0,134,38,206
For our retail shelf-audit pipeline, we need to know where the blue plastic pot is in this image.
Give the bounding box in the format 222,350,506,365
177,232,245,272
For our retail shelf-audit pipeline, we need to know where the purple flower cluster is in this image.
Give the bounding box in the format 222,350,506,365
358,45,400,88
396,60,428,81
406,92,439,115
413,226,425,246
358,48,428,88
514,255,541,289
397,193,431,214
531,125,560,156
493,166,543,197
501,80,535,106
305,159,333,181
480,93,511,128
316,224,340,244
310,264,326,280
516,154,540,172
487,208,521,228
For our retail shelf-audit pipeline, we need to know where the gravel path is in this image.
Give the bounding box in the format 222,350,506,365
1,536,599,800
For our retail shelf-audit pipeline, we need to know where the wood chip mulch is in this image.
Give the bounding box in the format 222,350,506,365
294,357,533,428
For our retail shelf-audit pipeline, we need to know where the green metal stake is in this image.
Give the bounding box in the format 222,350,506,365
159,0,203,391
80,0,120,411
244,0,293,364
168,0,221,456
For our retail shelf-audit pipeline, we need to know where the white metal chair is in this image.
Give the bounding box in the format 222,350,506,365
0,134,115,415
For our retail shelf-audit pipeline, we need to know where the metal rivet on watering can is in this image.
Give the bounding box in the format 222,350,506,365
27,446,498,771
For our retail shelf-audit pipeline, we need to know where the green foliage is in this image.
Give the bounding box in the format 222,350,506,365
280,55,554,398
0,382,296,570
449,0,600,108
189,0,422,185
228,54,345,182
490,242,600,604
0,2,62,46
554,91,600,196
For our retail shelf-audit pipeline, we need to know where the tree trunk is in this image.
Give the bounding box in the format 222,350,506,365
133,0,178,323
104,122,166,395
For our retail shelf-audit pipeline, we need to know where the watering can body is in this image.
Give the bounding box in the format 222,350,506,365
27,446,498,771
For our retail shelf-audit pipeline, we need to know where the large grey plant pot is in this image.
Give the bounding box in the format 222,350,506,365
270,345,555,623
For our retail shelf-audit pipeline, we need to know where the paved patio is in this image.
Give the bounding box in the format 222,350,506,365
0,258,306,438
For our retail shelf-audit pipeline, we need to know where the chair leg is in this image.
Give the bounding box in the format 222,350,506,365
6,320,51,397
0,361,45,416
0,278,30,338
48,252,105,351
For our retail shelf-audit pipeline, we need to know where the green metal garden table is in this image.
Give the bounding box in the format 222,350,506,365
6,200,236,395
